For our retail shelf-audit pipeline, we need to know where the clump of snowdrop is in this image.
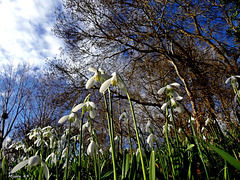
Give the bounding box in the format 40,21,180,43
158,82,184,113
11,155,49,179
72,100,97,119
99,72,127,93
225,75,240,89
86,67,110,89
161,96,184,113
157,82,180,96
162,123,173,134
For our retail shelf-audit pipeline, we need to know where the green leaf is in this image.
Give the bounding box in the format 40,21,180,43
210,144,240,171
149,150,155,180
2,157,5,175
122,149,130,179
100,170,113,180
129,154,137,180
185,144,195,153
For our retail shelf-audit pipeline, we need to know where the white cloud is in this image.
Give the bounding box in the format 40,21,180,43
0,0,63,68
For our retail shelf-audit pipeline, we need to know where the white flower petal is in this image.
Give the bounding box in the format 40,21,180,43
41,162,50,179
58,115,69,124
89,101,96,109
88,67,97,73
72,103,85,112
161,101,170,111
147,134,155,148
99,78,112,93
28,155,41,166
170,82,180,87
174,104,184,113
86,76,97,89
89,109,96,119
87,141,98,156
225,77,231,84
157,87,166,95
11,160,28,173
175,96,183,101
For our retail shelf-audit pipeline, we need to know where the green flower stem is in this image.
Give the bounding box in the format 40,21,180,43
126,92,146,180
103,92,117,180
189,118,209,180
165,108,176,179
127,120,132,156
78,108,85,180
169,107,180,147
108,89,115,142
64,122,72,180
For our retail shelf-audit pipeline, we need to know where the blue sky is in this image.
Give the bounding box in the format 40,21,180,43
0,0,64,68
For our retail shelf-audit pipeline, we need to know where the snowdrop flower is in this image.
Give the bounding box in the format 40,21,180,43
86,67,101,89
119,111,129,124
145,120,154,133
11,155,49,179
201,126,207,133
87,140,98,156
136,147,145,156
188,116,195,124
205,118,211,126
99,72,127,94
114,135,120,141
45,152,57,165
58,112,78,124
81,121,91,132
225,75,240,88
178,128,182,134
161,96,184,113
72,100,97,119
147,134,155,148
99,148,104,155
162,123,173,134
157,82,180,95
86,67,111,89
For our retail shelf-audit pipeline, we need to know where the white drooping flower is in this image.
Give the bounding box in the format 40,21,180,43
86,67,101,89
99,148,104,155
86,67,111,89
205,118,211,126
11,155,49,179
136,147,145,157
45,152,57,165
119,111,129,124
87,140,98,156
114,135,120,141
99,72,127,94
72,100,97,119
162,123,173,134
147,134,155,148
145,120,154,133
201,126,207,133
58,112,78,124
225,75,240,88
157,82,180,95
161,96,184,113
